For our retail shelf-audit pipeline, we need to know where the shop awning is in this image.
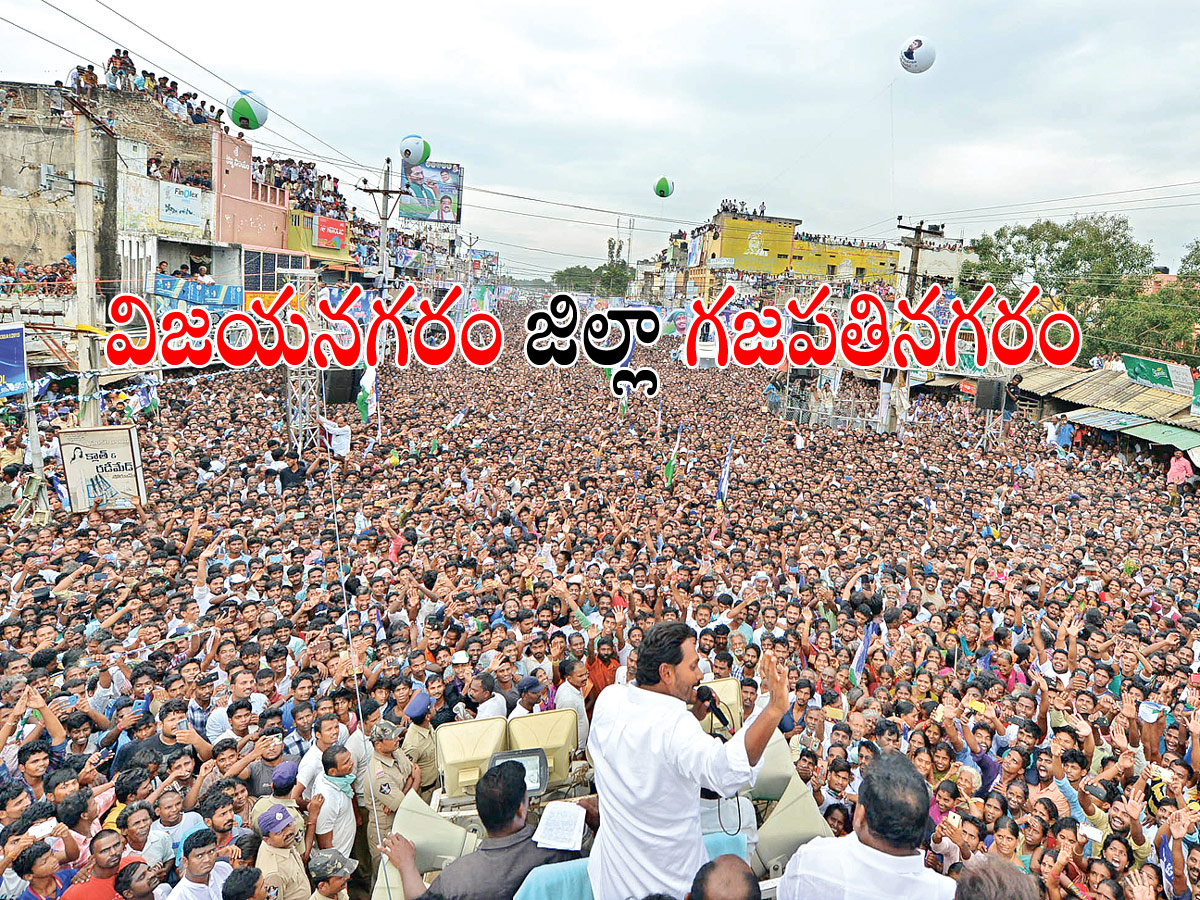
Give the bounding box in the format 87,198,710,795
925,375,964,388
1119,422,1200,451
1065,407,1153,430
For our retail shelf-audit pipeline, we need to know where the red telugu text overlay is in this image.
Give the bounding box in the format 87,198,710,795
684,284,1081,370
104,281,1079,374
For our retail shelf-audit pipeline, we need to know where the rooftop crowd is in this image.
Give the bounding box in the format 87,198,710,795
24,48,247,142
0,301,1193,900
0,260,75,298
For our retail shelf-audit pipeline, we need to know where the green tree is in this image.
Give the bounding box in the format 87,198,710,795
552,265,596,292
961,214,1154,302
1178,238,1200,278
593,260,633,297
961,215,1163,364
552,239,635,297
1079,280,1200,365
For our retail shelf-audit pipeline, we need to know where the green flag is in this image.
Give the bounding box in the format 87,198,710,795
664,424,682,488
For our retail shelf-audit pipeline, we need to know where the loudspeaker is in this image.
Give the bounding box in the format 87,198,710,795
975,379,1004,411
322,368,364,405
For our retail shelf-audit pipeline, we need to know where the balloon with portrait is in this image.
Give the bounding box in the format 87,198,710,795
654,177,674,198
400,135,432,166
899,36,935,74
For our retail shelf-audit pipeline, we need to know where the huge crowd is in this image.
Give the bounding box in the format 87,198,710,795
0,301,1193,900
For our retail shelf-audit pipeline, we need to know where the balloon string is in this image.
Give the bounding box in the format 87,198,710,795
889,80,896,210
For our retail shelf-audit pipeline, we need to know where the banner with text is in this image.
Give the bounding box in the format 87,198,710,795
0,325,27,397
398,160,464,223
1122,353,1196,396
313,216,348,250
59,425,147,511
159,183,206,227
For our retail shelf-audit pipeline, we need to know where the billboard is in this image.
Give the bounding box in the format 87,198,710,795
313,216,348,250
59,425,147,511
717,219,794,275
287,211,351,264
159,182,206,227
398,161,464,223
1122,354,1195,396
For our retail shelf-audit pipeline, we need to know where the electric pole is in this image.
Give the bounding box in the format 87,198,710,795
896,217,945,301
69,97,113,427
360,157,404,291
461,233,479,328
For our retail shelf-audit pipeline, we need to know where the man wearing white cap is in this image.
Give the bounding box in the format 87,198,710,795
445,651,473,711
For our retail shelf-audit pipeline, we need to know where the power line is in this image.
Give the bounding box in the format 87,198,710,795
469,238,609,262
81,0,368,171
909,179,1200,219
0,13,94,60
468,204,676,234
934,193,1200,227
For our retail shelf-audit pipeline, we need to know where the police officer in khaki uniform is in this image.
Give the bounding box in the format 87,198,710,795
362,720,417,871
400,692,438,803
256,803,311,900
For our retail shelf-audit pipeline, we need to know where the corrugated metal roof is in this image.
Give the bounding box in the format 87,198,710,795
1065,407,1153,429
1052,369,1193,420
1015,364,1092,396
1121,423,1200,451
1168,411,1200,431
925,375,964,388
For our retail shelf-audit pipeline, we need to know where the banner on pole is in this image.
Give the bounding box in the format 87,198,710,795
0,325,27,397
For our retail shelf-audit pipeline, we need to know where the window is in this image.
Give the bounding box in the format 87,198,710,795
826,265,837,278
855,267,866,279
244,252,306,293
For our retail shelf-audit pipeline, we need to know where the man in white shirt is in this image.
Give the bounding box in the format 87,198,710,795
294,714,343,801
167,828,233,900
312,745,357,857
507,676,546,720
778,752,955,900
204,671,267,744
555,659,589,750
588,621,789,900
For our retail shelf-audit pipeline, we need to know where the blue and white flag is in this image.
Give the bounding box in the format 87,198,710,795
716,435,734,502
48,472,70,507
852,620,883,679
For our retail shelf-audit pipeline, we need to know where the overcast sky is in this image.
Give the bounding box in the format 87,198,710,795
5,0,1200,278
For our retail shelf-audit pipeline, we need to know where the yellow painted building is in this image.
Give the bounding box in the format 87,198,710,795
694,214,899,284
790,238,898,284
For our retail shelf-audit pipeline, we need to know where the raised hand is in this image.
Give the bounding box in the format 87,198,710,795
1125,870,1154,900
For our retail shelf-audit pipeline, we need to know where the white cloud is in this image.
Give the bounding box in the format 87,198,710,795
3,0,1200,270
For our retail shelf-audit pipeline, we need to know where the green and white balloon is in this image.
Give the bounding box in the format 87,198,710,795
226,90,268,130
400,134,431,165
654,177,674,198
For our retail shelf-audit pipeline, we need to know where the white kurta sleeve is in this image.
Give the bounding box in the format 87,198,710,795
667,708,764,796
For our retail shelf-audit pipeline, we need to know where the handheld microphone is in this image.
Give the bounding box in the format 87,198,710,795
695,685,729,728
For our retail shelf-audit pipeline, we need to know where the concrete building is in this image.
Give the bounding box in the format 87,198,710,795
1,80,294,326
0,83,119,293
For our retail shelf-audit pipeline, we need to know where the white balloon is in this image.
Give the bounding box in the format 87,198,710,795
899,36,935,74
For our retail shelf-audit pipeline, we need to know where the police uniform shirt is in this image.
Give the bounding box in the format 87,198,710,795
257,842,310,900
401,724,438,790
367,750,413,825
